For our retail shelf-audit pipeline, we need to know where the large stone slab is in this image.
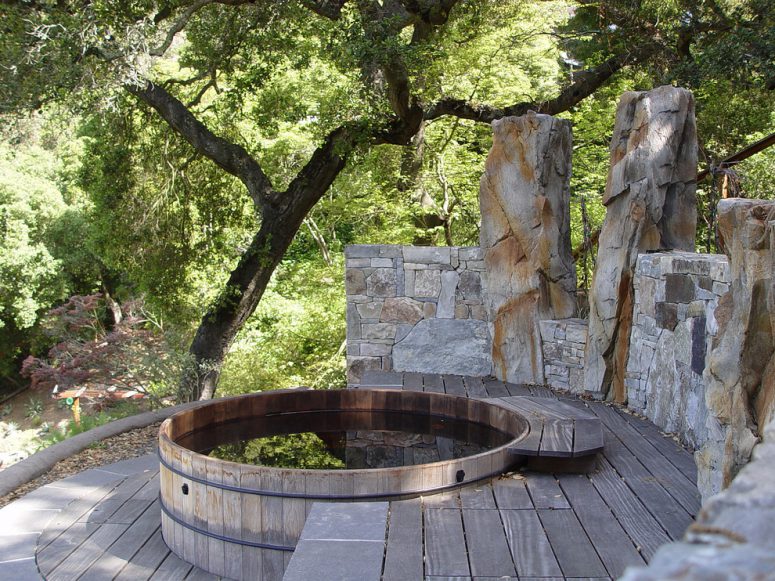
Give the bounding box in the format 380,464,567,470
479,111,576,385
696,199,775,499
392,319,492,376
585,86,698,401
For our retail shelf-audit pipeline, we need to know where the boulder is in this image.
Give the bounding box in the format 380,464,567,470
585,86,698,400
697,199,775,499
479,111,576,384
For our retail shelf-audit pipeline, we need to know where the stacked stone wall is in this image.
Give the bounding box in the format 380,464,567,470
345,244,491,383
539,319,588,393
626,252,730,450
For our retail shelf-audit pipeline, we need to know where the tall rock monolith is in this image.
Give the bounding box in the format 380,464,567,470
697,199,775,499
480,111,576,385
585,86,698,401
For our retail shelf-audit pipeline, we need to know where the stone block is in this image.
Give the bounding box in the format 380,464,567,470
414,269,441,297
346,258,371,267
459,247,484,261
402,246,451,264
345,245,382,258
454,304,469,319
422,302,436,319
712,281,729,296
357,301,383,320
665,273,696,303
345,269,366,295
361,323,397,340
347,356,381,383
380,297,423,325
371,258,394,268
404,269,415,296
361,343,391,357
347,303,361,340
395,324,413,343
470,305,487,320
565,323,588,344
392,318,492,376
366,268,397,298
436,271,459,318
457,270,482,300
655,302,678,331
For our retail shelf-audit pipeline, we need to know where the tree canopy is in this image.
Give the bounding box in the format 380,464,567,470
1,0,772,399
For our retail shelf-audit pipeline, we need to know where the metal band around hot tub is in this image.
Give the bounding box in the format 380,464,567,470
158,449,519,500
159,495,295,551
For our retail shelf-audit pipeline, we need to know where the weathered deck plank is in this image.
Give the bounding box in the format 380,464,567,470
463,508,517,577
500,509,563,578
557,473,646,577
538,508,607,578
382,499,423,581
424,508,470,577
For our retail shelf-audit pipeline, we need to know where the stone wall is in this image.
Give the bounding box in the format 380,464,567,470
620,415,775,580
539,319,588,393
626,252,730,450
345,244,491,383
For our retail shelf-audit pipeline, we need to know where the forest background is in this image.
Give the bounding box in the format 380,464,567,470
0,0,772,424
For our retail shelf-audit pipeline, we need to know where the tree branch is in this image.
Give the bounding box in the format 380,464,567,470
149,0,255,57
425,44,658,123
300,0,349,20
127,80,274,208
399,0,461,25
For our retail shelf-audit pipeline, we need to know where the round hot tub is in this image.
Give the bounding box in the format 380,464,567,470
158,388,530,580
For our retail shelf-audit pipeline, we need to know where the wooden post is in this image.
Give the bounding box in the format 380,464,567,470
72,397,81,425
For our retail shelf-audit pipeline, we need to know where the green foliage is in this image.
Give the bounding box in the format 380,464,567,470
38,400,141,448
24,396,43,420
209,432,346,469
218,256,347,394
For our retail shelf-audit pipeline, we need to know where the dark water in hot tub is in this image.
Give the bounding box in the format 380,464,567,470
176,411,511,469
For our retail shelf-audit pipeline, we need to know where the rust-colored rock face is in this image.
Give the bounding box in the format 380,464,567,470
697,198,775,499
585,86,698,400
480,112,576,385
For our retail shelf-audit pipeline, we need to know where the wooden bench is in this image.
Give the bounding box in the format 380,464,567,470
490,396,604,473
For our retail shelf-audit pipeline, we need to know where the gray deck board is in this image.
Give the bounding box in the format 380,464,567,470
588,458,672,559
460,483,497,509
442,375,466,396
597,424,693,539
383,499,423,581
114,529,170,581
423,374,445,393
557,473,646,578
612,408,698,482
463,509,516,577
538,509,607,578
492,478,533,509
500,509,562,578
483,378,509,398
424,508,470,577
525,473,570,509
79,500,161,581
149,550,194,581
463,376,487,398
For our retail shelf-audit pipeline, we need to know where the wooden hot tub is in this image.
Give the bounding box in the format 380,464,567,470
158,388,530,580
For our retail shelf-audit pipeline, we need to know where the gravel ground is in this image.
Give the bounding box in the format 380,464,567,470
0,422,160,509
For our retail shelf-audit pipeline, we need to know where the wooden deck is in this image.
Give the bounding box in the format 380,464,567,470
34,374,700,580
